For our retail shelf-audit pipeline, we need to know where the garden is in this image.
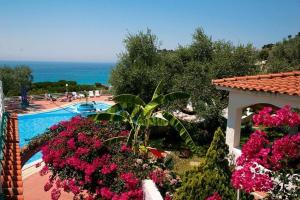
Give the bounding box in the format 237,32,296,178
37,80,300,200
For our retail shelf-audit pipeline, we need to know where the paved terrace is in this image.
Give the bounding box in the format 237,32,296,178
5,95,114,114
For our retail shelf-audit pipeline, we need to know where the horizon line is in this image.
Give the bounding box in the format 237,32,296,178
0,59,117,64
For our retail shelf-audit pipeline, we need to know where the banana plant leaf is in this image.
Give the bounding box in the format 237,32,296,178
94,113,125,122
113,94,146,106
162,112,198,152
143,95,164,116
105,103,124,113
151,80,163,100
148,116,169,127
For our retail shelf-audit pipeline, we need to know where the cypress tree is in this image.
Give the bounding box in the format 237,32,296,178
175,128,236,200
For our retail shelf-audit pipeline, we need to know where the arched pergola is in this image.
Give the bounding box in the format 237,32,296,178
213,71,300,158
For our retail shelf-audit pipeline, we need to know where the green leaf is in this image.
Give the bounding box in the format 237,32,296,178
162,112,198,152
148,116,169,127
113,94,146,106
130,105,143,119
94,113,124,122
143,95,164,116
105,103,123,113
103,136,127,145
151,80,163,100
163,92,190,103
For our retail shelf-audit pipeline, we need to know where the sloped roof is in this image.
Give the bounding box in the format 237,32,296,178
212,71,300,96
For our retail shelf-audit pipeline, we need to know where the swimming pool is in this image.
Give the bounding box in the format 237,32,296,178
18,102,111,164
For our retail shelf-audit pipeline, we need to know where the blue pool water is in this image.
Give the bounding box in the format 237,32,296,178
18,102,111,164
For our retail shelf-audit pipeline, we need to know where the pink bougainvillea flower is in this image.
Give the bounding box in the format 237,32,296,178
206,192,222,200
99,187,114,199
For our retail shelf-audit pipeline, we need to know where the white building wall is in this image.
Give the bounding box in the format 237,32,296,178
217,87,300,158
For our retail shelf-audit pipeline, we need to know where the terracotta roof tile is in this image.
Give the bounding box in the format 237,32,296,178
212,71,300,96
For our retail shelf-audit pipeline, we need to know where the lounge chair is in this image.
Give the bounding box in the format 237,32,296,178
89,91,94,98
78,93,85,98
95,90,100,97
72,92,78,99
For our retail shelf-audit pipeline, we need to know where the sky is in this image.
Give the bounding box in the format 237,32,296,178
0,0,299,62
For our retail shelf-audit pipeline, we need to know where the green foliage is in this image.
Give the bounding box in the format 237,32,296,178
94,82,198,152
110,27,259,128
30,80,107,95
174,128,236,200
0,65,33,96
261,34,300,72
110,29,160,102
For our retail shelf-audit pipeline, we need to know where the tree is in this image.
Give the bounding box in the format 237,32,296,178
110,28,259,135
174,128,236,200
94,81,198,153
0,65,33,96
261,34,300,72
109,29,161,102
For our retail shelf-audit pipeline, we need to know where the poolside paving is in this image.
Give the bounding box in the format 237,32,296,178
5,95,114,114
23,172,74,200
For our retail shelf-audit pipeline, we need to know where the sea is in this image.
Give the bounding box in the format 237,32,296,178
0,60,115,85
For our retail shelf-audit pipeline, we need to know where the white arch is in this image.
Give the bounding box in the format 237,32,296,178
218,86,300,158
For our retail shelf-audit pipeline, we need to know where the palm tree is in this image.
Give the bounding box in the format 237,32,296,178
94,81,198,153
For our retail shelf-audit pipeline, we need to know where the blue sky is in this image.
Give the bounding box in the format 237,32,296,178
0,0,299,62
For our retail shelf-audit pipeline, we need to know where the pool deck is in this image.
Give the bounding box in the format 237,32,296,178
6,95,115,114
13,95,114,199
23,171,74,200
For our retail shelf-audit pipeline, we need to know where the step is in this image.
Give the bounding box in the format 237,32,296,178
1,159,22,165
1,180,23,188
5,152,21,157
3,194,24,200
1,169,22,176
1,164,22,170
2,187,23,195
0,175,23,182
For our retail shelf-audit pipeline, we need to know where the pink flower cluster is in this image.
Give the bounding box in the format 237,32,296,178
232,106,300,194
149,167,181,199
206,192,222,200
41,116,147,200
253,105,300,127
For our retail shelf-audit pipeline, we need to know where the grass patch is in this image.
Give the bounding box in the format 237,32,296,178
171,152,205,175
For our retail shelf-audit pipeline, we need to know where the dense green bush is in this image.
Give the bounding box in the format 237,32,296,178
174,128,235,200
30,80,108,95
0,65,33,96
260,33,300,72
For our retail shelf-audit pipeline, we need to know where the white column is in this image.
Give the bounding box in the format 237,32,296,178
226,92,243,150
143,179,163,200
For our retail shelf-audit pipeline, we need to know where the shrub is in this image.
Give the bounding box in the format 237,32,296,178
0,65,32,96
174,128,235,200
41,116,178,200
231,106,300,199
